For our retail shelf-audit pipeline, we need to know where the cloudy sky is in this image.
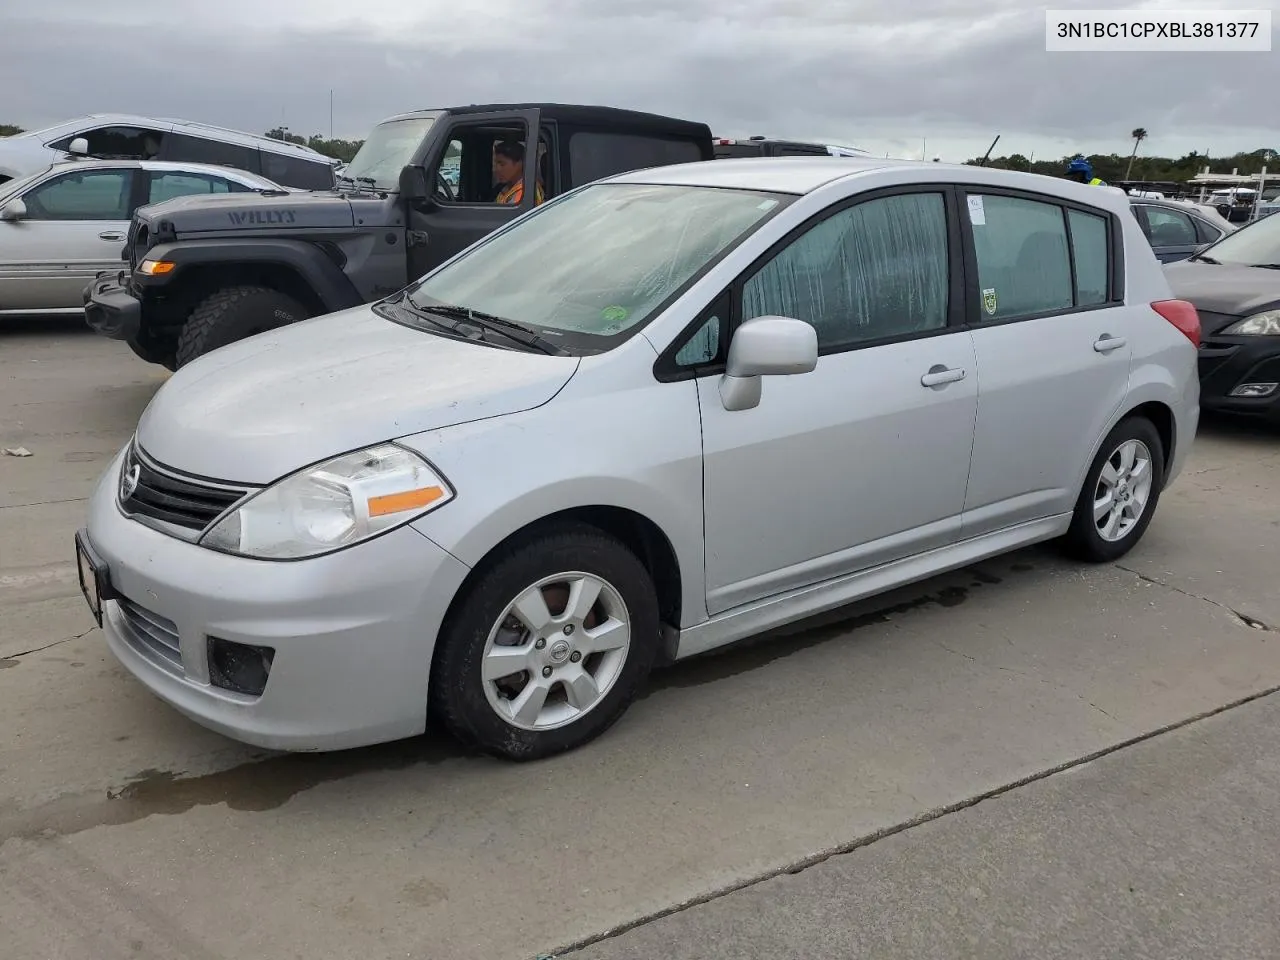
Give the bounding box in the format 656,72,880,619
2,0,1276,163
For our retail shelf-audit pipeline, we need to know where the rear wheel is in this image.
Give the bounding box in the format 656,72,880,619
430,525,661,760
1063,416,1165,563
175,285,309,367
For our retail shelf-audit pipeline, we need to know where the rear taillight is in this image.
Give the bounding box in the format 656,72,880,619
1152,299,1200,348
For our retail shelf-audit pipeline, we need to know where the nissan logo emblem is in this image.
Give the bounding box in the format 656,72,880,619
120,463,141,501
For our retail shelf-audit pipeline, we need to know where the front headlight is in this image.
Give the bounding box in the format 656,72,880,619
200,443,453,560
1221,310,1280,336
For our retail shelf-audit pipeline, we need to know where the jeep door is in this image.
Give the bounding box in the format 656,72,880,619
0,167,138,312
407,108,542,282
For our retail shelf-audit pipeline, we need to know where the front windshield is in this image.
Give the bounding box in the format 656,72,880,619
405,182,789,348
342,115,439,189
1202,211,1280,266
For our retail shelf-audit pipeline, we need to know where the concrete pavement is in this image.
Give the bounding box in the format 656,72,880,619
566,689,1280,960
1,321,1278,960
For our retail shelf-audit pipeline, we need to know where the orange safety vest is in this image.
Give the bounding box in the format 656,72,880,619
496,180,545,205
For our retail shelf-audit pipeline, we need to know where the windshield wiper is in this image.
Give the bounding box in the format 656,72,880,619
1250,263,1280,270
419,304,567,355
1190,253,1220,264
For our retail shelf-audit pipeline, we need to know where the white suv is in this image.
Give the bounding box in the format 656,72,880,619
0,114,337,190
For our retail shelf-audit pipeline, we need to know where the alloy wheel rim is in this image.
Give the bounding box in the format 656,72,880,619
480,572,631,732
1093,438,1153,542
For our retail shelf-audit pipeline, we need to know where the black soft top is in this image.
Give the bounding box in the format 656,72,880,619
431,103,711,139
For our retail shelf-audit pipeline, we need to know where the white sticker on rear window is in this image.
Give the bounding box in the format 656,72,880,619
967,195,986,225
758,199,778,211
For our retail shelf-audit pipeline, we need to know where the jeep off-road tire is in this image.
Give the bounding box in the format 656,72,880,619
175,285,309,367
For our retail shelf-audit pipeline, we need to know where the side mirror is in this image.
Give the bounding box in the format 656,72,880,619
68,137,89,156
0,199,27,222
719,315,818,411
398,164,429,202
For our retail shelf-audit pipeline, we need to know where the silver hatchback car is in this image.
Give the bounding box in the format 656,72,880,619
77,158,1201,760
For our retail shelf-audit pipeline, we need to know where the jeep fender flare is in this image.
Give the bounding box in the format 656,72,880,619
138,237,365,314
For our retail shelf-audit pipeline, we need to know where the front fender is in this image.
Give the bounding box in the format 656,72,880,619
401,376,709,629
135,237,364,313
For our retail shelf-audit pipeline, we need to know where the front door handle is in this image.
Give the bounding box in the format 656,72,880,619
99,231,125,241
921,365,966,387
1093,334,1127,353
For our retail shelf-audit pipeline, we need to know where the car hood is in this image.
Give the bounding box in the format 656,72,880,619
135,306,580,484
1164,260,1280,317
138,189,357,232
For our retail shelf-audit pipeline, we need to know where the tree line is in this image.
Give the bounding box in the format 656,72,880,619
264,128,363,164
965,147,1279,183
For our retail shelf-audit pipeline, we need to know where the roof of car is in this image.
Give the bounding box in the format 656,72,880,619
607,158,1142,216
37,114,334,162
384,103,711,138
611,156,894,193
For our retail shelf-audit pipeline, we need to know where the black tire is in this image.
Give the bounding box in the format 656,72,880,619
175,285,308,368
1062,416,1165,563
430,524,661,761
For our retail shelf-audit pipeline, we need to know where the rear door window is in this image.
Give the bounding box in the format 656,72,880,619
161,134,262,174
569,131,704,184
1142,206,1197,246
147,171,250,204
967,194,1073,320
259,152,334,189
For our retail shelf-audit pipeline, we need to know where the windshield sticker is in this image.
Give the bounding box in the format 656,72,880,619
601,305,629,325
757,199,779,211
982,287,998,315
967,195,986,226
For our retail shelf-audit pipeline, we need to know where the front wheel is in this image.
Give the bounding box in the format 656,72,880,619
175,285,309,367
429,525,661,761
1063,416,1165,563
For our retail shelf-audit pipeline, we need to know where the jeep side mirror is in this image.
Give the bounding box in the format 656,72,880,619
0,199,27,222
718,315,818,412
68,137,89,156
399,165,429,202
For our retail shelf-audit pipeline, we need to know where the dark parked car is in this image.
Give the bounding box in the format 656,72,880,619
1164,213,1280,423
1130,197,1233,263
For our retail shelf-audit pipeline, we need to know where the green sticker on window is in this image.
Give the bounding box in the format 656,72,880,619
601,305,628,324
982,288,998,315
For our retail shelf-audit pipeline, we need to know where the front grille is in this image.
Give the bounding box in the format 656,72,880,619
118,444,253,535
117,598,183,670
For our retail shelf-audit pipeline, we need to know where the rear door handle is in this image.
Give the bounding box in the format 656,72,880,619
921,365,966,387
99,231,125,241
1093,335,1127,353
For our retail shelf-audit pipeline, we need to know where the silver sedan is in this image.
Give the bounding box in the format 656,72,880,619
0,159,283,316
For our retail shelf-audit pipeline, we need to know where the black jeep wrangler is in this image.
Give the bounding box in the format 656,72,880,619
85,103,712,369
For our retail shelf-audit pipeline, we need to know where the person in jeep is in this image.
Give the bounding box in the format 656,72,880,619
493,140,544,205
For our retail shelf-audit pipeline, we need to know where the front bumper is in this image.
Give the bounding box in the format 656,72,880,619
83,450,472,751
1198,336,1280,422
84,271,142,341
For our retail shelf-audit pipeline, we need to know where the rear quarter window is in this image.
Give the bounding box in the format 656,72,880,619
260,151,335,190
569,131,705,185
